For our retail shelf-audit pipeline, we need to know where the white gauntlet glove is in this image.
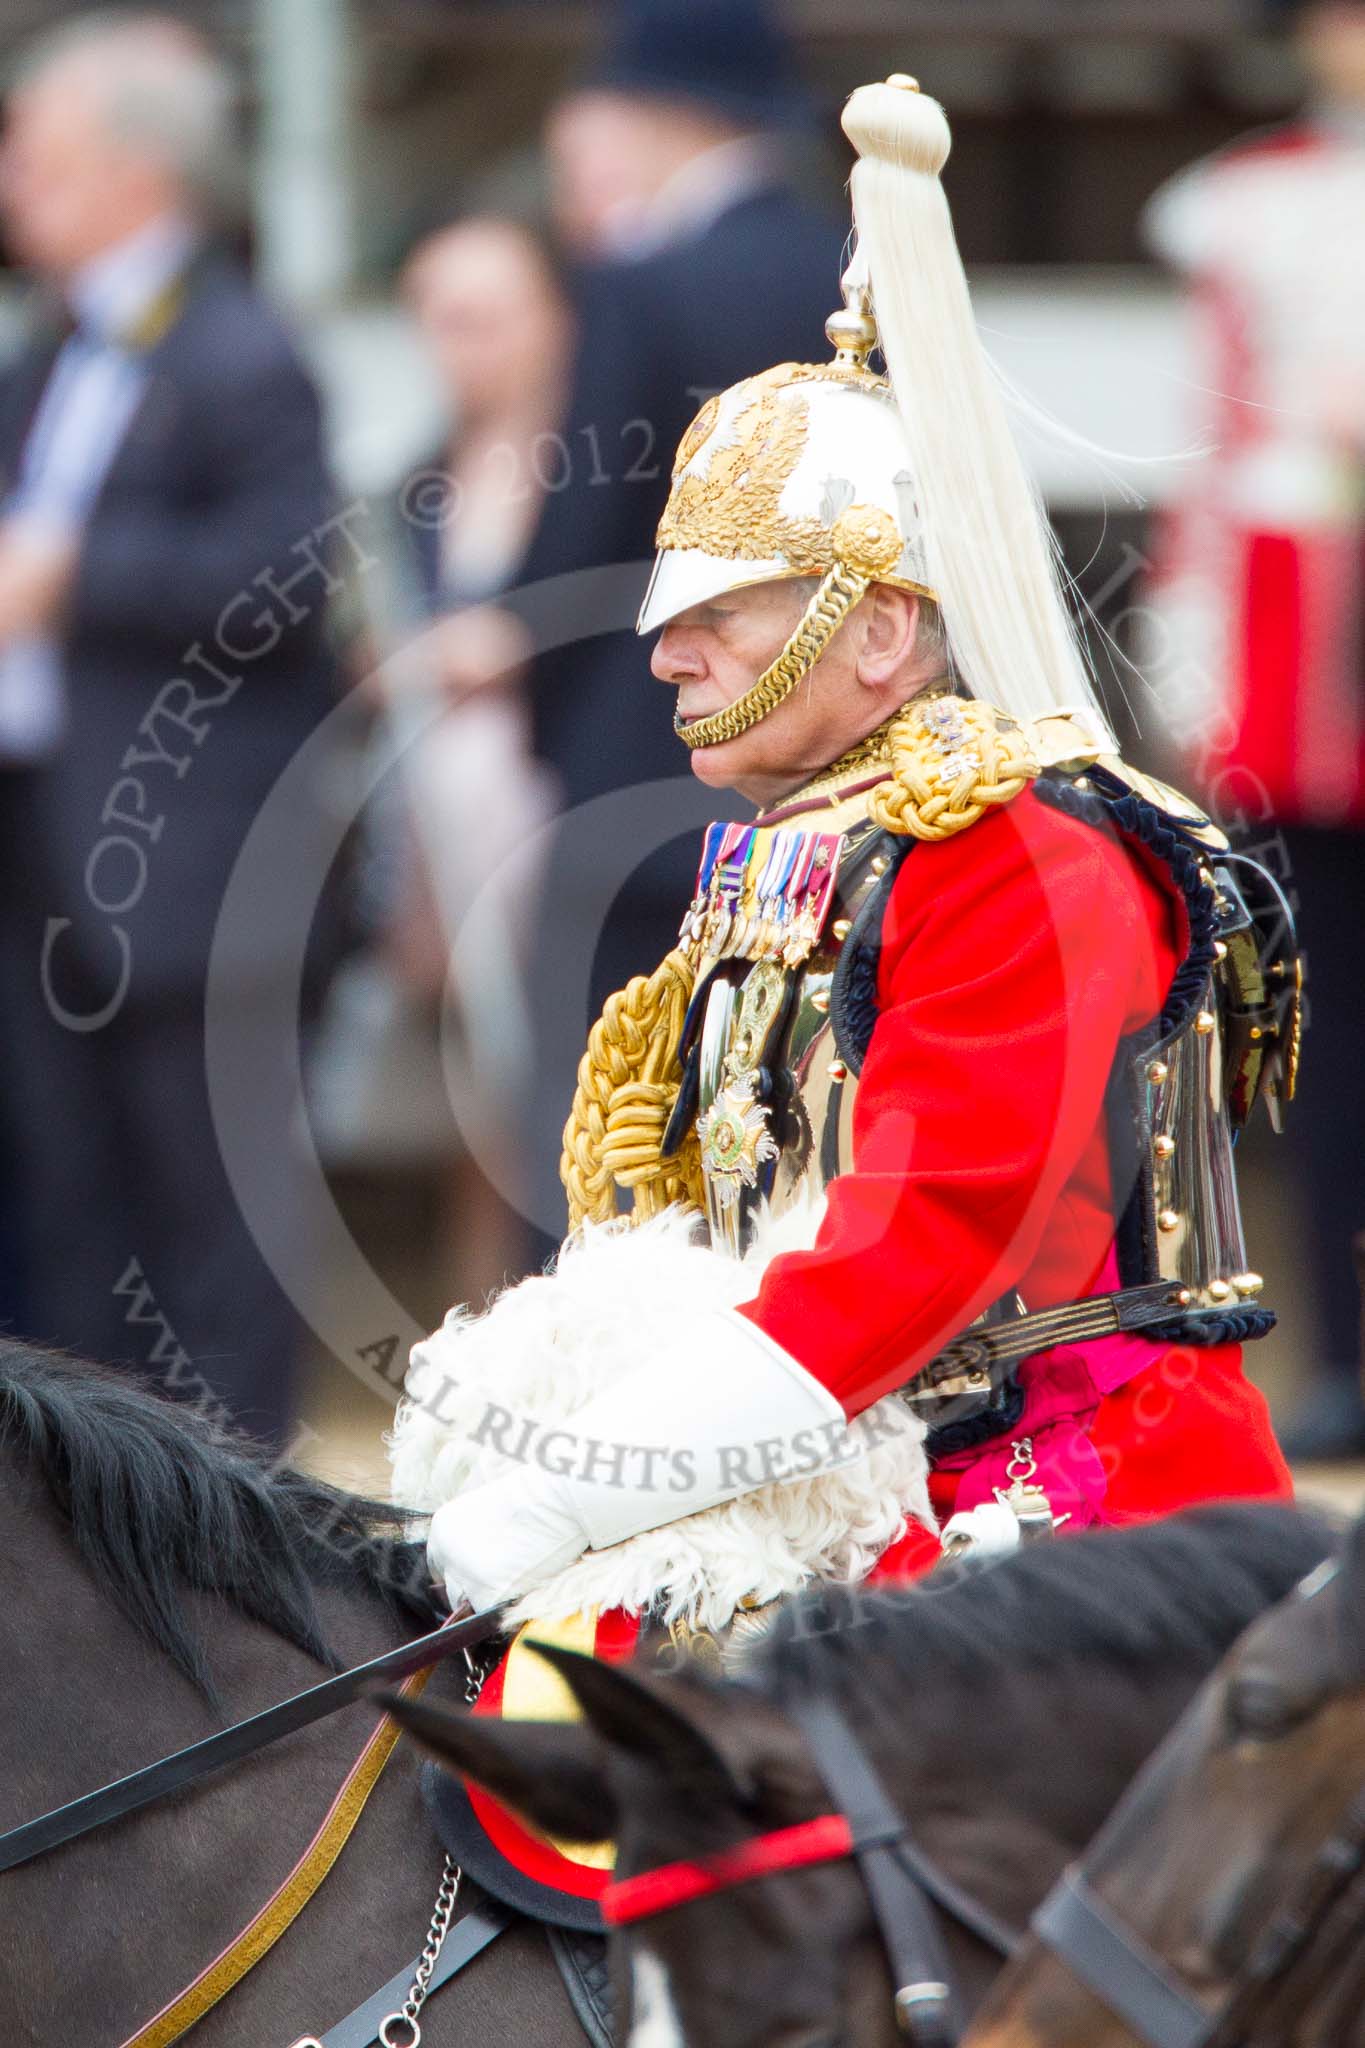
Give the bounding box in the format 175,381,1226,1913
425,1309,846,1610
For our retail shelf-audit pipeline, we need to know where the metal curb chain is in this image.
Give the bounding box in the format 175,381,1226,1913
375,1649,488,2048
377,1856,462,2048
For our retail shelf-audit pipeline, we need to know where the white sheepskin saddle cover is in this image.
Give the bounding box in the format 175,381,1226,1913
387,1198,934,1632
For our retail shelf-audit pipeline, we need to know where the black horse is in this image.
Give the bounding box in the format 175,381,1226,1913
395,1505,1337,2048
0,1345,583,2047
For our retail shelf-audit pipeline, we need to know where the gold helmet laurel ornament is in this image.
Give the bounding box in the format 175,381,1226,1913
637,72,1117,764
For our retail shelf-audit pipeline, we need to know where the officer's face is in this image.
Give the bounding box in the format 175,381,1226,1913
651,578,930,807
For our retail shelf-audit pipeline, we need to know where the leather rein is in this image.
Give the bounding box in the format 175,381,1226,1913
601,1692,1019,2047
118,1668,432,2048
0,1604,501,1874
0,1607,504,2048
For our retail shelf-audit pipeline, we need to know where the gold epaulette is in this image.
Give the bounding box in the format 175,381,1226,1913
558,696,1132,1230
868,696,1124,841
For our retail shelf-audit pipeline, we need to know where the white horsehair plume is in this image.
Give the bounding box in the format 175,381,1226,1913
842,79,1117,750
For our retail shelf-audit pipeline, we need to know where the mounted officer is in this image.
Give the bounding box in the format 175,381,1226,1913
391,76,1296,1630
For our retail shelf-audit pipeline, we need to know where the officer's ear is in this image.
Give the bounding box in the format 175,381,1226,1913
855,584,920,688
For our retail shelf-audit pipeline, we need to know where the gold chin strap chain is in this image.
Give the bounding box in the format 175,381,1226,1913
561,947,705,1231
676,505,907,752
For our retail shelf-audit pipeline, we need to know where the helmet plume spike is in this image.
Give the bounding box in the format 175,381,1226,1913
841,77,1116,749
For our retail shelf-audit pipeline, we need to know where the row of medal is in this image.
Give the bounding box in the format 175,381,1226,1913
678,821,845,968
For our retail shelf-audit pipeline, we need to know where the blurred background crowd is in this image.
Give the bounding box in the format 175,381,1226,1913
0,0,1361,1494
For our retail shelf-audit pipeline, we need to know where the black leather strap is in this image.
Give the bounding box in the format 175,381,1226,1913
316,1898,514,2048
547,1926,616,2048
907,1279,1186,1399
887,1837,1020,1964
0,1606,504,1874
789,1696,1017,1959
789,1696,962,2046
1032,1871,1213,2048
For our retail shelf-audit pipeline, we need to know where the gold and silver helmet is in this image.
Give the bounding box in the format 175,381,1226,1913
639,302,938,751
639,329,936,630
638,73,1117,761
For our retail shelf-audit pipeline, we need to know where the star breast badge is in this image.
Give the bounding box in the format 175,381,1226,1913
696,1072,779,1209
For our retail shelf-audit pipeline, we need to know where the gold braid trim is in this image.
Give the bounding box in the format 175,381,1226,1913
561,947,705,1231
869,695,1041,841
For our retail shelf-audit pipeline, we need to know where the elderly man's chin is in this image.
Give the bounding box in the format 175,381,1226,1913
672,679,824,801
678,720,811,807
685,735,748,791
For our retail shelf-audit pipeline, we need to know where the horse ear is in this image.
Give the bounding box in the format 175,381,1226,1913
379,1691,617,1843
527,1642,749,1802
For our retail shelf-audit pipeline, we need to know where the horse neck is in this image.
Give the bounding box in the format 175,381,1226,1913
0,1452,410,1817
841,1649,1207,1943
0,1455,443,2048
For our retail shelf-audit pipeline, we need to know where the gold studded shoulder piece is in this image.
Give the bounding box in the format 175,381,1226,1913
869,695,1041,842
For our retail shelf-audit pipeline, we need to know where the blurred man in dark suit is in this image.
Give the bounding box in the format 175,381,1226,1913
507,0,844,1244
0,16,343,1440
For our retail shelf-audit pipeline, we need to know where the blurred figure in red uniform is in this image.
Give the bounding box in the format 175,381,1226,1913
392,79,1292,1636
1143,0,1365,1457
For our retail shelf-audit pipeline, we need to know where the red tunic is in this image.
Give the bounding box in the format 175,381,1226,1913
734,786,1291,1574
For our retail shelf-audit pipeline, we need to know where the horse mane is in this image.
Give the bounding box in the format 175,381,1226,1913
756,1504,1336,1708
0,1342,436,1697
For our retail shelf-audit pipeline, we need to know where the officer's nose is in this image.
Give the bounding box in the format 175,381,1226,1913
651,625,704,685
